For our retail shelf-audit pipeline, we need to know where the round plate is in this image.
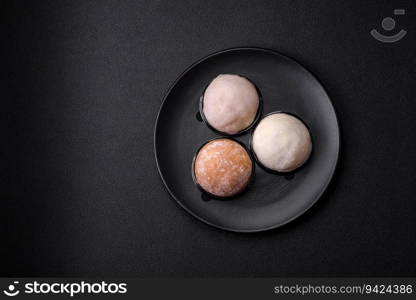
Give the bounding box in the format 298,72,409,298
154,47,340,232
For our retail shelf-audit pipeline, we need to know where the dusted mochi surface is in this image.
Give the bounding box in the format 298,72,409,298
252,113,312,172
194,139,253,197
203,74,259,134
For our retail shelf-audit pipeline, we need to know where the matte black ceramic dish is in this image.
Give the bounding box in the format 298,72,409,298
249,111,313,176
154,47,340,232
191,137,255,200
199,75,263,136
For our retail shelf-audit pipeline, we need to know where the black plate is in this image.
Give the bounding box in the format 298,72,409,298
154,47,340,232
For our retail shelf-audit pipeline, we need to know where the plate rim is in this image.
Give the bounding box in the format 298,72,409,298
154,46,341,233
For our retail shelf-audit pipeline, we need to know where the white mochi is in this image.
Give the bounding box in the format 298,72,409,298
203,74,259,134
252,113,312,172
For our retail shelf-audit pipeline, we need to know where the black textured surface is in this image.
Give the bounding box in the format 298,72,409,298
155,48,340,232
3,0,416,277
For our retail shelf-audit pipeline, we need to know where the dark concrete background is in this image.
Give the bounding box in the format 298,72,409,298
2,0,416,276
